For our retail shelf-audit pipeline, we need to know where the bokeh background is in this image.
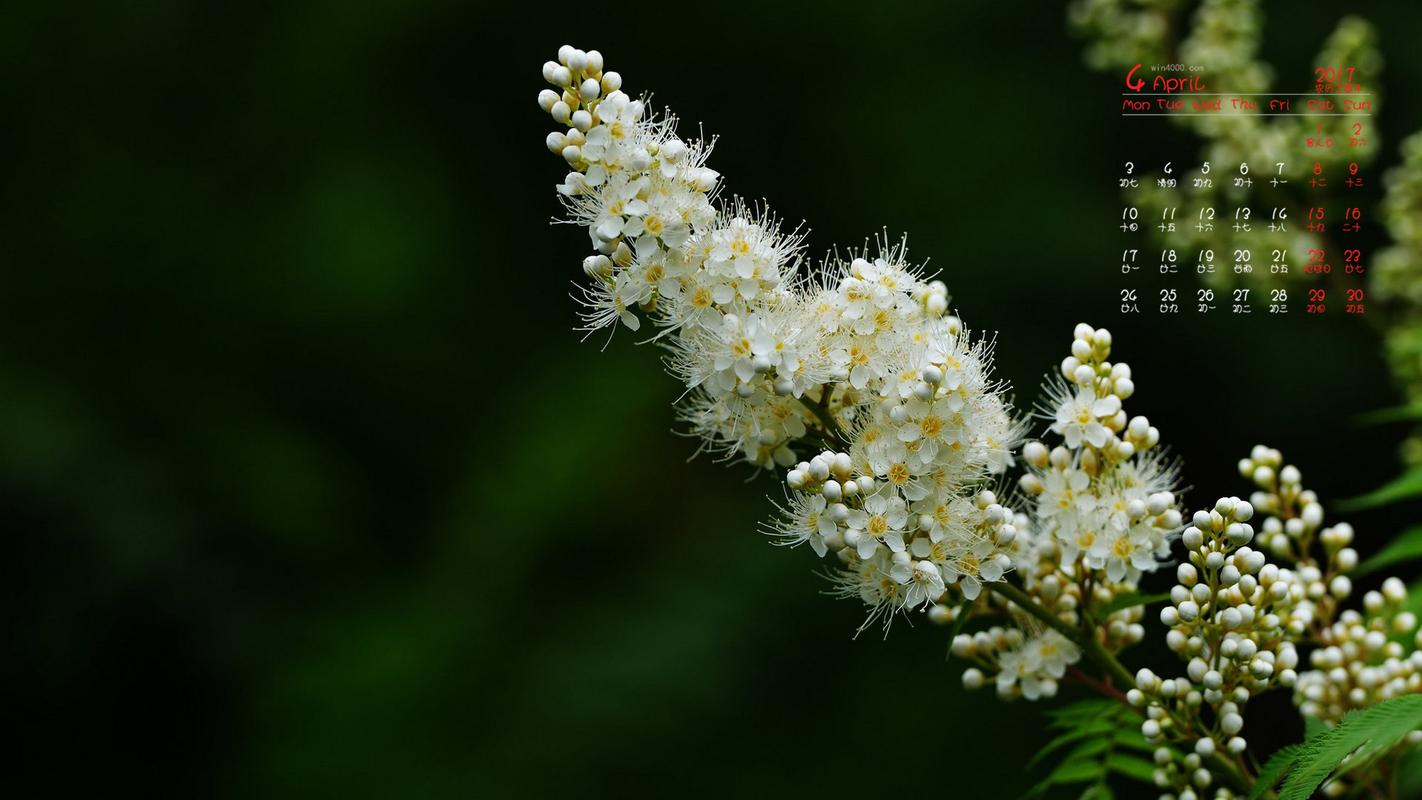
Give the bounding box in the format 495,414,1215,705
4,0,1422,796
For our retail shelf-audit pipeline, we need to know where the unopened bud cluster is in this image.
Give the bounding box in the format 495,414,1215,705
1297,577,1422,722
1127,497,1300,795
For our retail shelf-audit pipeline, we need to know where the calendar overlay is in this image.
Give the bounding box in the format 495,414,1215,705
1116,65,1371,317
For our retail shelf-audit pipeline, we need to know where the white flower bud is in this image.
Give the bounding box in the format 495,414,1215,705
1182,528,1204,550
1334,547,1358,571
1178,600,1199,622
579,78,601,101
1383,577,1407,604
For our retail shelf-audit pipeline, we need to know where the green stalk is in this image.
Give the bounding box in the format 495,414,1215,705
991,581,1136,689
796,394,848,448
989,581,1253,794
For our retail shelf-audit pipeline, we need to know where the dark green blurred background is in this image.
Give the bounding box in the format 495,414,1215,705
4,1,1421,796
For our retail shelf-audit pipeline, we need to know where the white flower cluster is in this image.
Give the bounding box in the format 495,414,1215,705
1019,324,1182,585
952,326,1178,701
539,45,1019,626
953,627,1081,701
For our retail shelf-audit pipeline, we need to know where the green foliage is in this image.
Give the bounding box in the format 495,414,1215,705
1025,700,1159,798
1353,526,1422,577
1337,468,1422,511
1247,695,1422,800
1248,744,1303,800
1092,592,1171,619
1355,405,1422,426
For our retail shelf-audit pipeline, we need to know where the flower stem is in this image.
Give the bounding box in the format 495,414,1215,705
797,393,848,449
989,581,1253,795
991,581,1135,690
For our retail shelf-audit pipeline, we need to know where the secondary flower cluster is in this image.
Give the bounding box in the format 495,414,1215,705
1019,324,1182,586
1134,496,1299,792
952,326,1179,698
539,45,1019,627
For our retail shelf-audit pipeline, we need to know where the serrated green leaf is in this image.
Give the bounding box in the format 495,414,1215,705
1027,722,1116,770
1396,746,1422,799
1249,744,1303,800
1106,753,1157,784
1279,695,1422,800
1354,526,1422,577
1045,757,1107,785
1337,468,1422,512
1047,699,1117,725
1113,726,1157,754
1304,715,1327,741
1025,757,1107,799
1093,592,1171,619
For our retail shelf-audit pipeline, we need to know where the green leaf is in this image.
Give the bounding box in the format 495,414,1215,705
1354,526,1422,577
1304,714,1328,742
1396,746,1422,800
1042,757,1106,787
1105,753,1157,784
1249,744,1303,800
1046,699,1118,727
1278,695,1422,800
1112,726,1157,754
1355,404,1422,426
1093,592,1171,619
1337,467,1422,512
1027,721,1117,770
1078,784,1113,800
